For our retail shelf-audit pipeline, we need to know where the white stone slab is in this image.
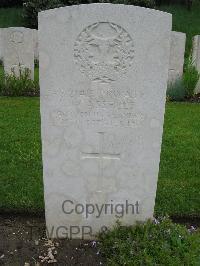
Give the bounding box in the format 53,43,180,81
39,4,172,239
0,29,4,61
192,35,200,93
33,29,39,60
3,27,34,79
168,31,186,84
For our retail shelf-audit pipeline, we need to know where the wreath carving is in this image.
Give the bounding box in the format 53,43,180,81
74,22,134,83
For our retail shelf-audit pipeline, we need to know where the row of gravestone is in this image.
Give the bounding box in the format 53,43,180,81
0,27,199,92
170,32,200,94
1,5,200,240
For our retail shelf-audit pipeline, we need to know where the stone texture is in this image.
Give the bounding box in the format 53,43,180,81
3,27,34,79
0,29,4,61
33,29,39,60
192,35,200,93
168,31,186,84
39,4,172,239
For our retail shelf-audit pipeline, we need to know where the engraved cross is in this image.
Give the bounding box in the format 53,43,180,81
81,132,120,179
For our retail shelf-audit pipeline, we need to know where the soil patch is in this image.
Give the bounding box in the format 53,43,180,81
171,215,200,228
0,214,105,266
187,93,200,103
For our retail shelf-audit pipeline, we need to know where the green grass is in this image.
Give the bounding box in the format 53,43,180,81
34,65,39,84
159,1,200,59
0,99,200,216
155,102,200,216
99,218,200,266
0,7,24,28
0,97,43,212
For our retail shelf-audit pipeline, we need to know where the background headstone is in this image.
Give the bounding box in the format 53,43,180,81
3,27,34,79
33,29,39,61
39,4,172,239
0,29,4,61
192,35,200,93
168,31,186,84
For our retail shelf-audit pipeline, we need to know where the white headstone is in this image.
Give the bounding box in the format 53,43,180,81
192,35,200,93
0,29,4,61
168,31,186,84
33,29,39,61
39,4,172,239
3,27,34,79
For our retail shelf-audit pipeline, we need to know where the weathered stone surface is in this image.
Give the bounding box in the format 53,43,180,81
168,31,186,84
0,29,4,61
39,4,172,239
192,35,200,93
33,29,39,60
3,27,34,79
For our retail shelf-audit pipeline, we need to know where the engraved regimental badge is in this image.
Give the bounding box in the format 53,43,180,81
74,22,134,83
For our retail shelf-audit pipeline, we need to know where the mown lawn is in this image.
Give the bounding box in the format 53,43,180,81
155,102,200,216
0,98,43,212
0,98,199,216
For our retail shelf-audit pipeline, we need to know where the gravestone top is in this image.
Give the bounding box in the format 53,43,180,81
39,4,172,239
